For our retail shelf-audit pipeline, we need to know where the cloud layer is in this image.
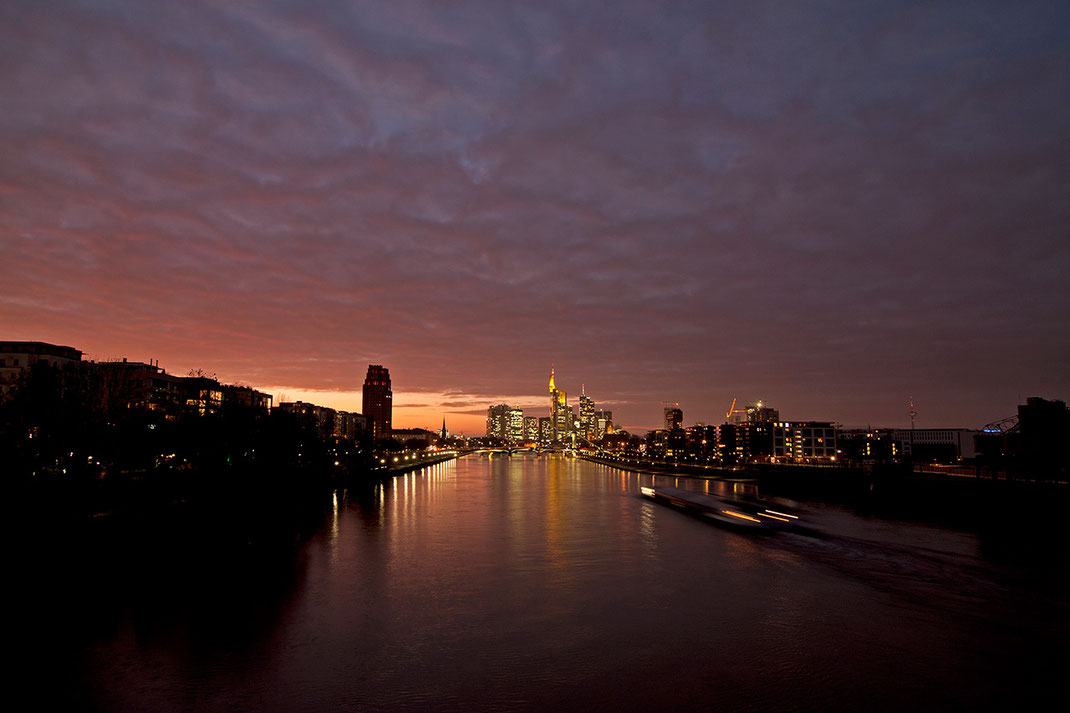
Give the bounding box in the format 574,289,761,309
3,1,1068,432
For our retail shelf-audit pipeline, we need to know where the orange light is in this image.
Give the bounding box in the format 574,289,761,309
721,509,760,523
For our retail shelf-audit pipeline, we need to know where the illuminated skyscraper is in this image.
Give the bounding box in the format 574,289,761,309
523,416,539,442
362,364,392,440
539,417,552,445
486,404,508,440
579,386,595,440
507,407,524,442
549,366,569,443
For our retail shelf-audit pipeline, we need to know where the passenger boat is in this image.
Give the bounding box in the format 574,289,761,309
639,485,800,531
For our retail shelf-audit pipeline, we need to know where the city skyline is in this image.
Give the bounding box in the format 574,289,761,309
3,2,1068,435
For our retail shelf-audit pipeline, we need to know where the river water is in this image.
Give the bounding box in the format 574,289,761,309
21,455,1069,711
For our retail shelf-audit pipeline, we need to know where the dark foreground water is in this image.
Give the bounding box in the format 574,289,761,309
18,455,1070,711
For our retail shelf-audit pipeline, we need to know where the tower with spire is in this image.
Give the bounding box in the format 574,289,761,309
549,365,568,444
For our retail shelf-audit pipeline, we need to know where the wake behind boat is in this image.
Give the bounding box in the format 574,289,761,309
640,485,800,531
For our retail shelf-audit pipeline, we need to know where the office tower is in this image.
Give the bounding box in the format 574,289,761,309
579,387,595,440
523,416,539,442
508,407,524,442
549,367,569,443
363,364,392,440
539,417,552,445
486,404,511,440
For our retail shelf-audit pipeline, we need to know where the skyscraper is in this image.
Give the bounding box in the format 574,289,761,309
523,416,539,442
549,366,569,443
486,404,510,440
579,386,595,440
363,364,392,440
507,407,524,442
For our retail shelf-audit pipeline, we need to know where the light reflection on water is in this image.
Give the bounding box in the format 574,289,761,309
27,454,1070,712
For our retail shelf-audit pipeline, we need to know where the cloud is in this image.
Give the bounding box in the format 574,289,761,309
2,0,1068,431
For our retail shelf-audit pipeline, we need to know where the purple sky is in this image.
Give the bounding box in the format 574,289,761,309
3,1,1068,435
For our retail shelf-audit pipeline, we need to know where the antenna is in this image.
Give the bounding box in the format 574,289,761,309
909,396,917,450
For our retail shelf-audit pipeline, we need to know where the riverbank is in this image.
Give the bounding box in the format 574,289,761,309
581,452,1070,531
369,451,458,476
579,453,759,480
16,451,458,550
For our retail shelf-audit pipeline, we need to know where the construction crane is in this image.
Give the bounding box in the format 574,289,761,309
725,398,747,421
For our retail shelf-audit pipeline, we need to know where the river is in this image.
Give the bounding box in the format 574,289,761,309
18,454,1069,711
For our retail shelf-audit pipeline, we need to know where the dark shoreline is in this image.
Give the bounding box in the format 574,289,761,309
15,452,459,555
581,453,1070,536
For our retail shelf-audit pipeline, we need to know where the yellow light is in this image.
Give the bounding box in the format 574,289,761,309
721,509,760,523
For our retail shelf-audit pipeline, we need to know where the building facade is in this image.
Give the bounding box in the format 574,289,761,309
523,416,539,443
579,392,595,440
594,410,613,439
549,367,569,443
539,417,552,445
773,422,837,462
507,407,524,443
486,403,510,440
664,404,683,431
0,341,83,399
362,365,392,440
894,428,979,461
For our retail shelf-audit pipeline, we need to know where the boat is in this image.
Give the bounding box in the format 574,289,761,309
639,485,800,531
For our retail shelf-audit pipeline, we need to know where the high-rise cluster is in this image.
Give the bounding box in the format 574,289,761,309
484,367,612,445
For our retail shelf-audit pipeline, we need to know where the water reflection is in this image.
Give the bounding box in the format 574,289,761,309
21,455,1070,712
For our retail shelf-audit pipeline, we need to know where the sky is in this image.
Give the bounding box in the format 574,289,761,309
2,0,1069,435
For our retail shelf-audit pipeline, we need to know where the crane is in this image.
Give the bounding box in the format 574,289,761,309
725,398,747,421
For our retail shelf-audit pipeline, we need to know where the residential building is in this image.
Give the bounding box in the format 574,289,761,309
0,341,82,399
773,422,837,462
277,401,337,440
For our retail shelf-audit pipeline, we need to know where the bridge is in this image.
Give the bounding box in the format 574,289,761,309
463,434,609,458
